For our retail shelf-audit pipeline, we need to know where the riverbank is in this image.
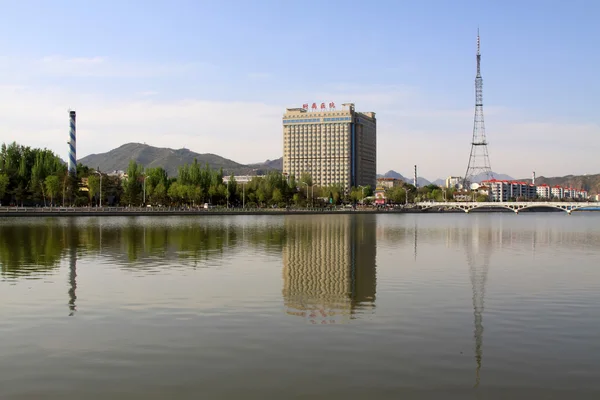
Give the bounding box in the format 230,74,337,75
0,206,442,217
1,206,593,217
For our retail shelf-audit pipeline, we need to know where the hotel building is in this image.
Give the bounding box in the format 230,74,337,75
283,103,376,191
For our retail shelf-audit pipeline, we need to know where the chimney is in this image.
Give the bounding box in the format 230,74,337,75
532,171,536,185
414,165,418,188
68,110,77,175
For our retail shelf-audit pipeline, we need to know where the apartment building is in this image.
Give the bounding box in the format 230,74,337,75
482,179,537,202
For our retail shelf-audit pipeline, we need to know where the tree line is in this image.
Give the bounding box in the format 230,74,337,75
0,142,380,207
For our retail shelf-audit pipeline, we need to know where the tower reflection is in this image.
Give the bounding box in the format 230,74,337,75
463,223,494,388
282,215,377,324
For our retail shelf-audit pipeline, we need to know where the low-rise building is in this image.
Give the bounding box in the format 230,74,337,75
550,186,564,199
374,187,386,205
445,176,463,189
536,184,551,199
481,179,538,202
376,177,403,189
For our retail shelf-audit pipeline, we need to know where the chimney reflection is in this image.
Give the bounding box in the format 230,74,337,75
282,215,377,324
67,221,78,317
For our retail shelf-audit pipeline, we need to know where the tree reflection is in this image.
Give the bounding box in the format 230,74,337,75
0,222,66,277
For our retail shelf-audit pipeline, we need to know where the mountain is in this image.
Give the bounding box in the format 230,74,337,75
381,170,406,180
247,157,283,173
79,143,261,177
520,174,600,195
471,172,514,183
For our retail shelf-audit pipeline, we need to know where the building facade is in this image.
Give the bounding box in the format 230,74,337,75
484,179,589,201
482,179,537,202
376,177,403,189
445,176,463,189
283,103,376,191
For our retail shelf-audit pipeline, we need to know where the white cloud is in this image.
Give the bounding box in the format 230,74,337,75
0,86,282,165
0,77,597,180
1,55,213,79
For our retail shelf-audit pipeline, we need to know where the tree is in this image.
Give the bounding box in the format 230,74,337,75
476,194,489,202
44,175,60,206
0,174,8,204
300,172,313,187
87,175,100,205
123,160,143,205
272,188,283,205
153,182,167,205
386,186,406,204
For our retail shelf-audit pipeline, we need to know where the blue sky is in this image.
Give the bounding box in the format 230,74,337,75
0,0,598,180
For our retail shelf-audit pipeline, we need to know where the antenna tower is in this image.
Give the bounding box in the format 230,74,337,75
463,29,493,188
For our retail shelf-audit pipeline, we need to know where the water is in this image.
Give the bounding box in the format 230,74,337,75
1,214,600,398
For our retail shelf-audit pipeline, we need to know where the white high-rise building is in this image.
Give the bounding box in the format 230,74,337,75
283,102,376,191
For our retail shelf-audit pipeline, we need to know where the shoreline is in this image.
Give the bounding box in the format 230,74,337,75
0,206,589,217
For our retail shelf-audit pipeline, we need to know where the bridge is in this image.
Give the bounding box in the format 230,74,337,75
415,201,599,214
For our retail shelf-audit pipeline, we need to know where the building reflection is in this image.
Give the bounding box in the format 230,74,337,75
282,215,377,324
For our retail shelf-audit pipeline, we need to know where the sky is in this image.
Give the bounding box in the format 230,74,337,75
0,0,599,180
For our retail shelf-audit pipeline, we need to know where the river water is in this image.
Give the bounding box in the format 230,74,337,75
1,214,599,398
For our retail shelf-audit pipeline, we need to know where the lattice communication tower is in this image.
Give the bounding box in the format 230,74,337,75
463,30,494,188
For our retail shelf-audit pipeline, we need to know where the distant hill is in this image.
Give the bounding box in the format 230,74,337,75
79,143,262,177
247,157,283,173
520,174,600,195
471,172,514,182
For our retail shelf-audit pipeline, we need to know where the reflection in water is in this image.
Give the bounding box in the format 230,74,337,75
282,215,377,324
463,223,493,388
68,221,78,316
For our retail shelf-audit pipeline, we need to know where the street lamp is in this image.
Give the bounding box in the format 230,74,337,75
93,168,103,207
143,175,146,205
302,182,309,207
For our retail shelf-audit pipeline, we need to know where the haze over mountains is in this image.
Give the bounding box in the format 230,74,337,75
79,143,598,193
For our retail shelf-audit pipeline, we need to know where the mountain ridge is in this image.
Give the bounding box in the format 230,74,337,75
79,143,281,176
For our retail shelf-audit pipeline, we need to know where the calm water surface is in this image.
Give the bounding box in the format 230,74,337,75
1,214,600,399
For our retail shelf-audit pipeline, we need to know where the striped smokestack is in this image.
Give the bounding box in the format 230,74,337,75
413,165,418,188
68,110,76,175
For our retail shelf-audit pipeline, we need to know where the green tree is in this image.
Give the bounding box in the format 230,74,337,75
153,182,167,205
44,175,61,206
0,173,8,204
476,194,489,202
87,175,100,205
300,171,313,187
386,186,406,204
272,188,283,205
123,160,143,205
